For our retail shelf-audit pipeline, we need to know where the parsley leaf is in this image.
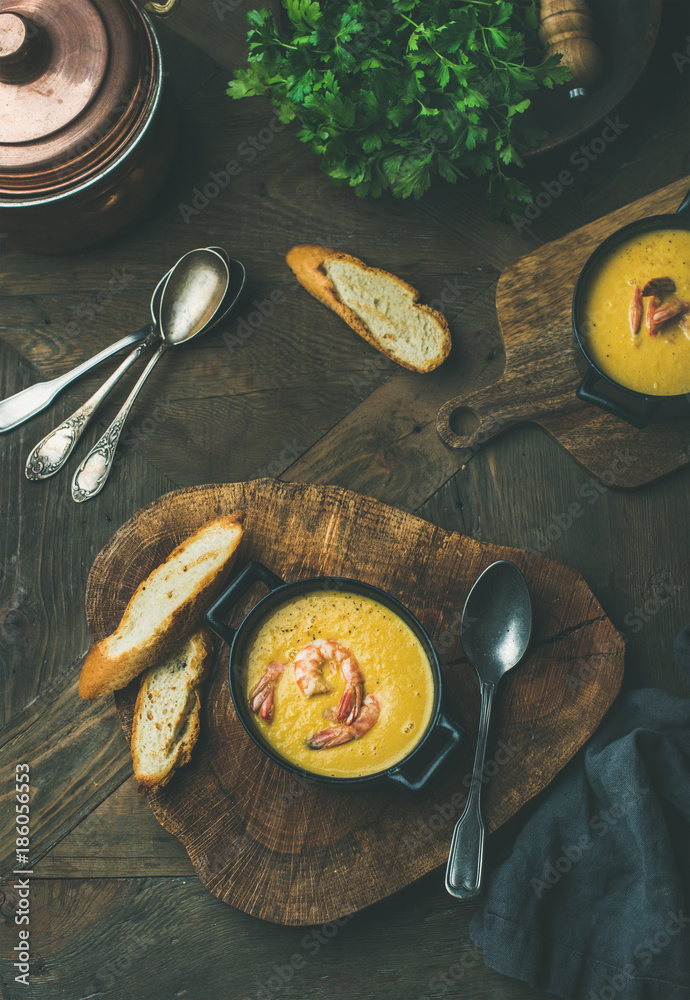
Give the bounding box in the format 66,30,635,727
228,0,572,219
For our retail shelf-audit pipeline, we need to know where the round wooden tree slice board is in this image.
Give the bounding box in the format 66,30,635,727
85,479,624,926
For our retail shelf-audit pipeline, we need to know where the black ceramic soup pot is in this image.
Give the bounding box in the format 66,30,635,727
205,561,465,791
572,189,690,427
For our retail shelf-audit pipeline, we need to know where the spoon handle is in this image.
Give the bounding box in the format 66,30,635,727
445,680,495,899
71,344,167,502
0,326,151,434
25,329,158,481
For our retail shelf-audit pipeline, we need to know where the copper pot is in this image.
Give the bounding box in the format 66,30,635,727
0,0,179,254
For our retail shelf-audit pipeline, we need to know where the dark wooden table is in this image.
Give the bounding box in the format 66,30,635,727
1,3,689,998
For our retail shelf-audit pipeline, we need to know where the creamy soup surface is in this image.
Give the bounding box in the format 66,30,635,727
581,228,690,395
242,590,435,778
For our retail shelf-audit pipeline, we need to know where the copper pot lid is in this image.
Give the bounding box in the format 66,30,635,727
0,0,159,197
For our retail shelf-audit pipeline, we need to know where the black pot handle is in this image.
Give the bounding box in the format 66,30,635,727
677,189,690,217
205,561,284,647
576,366,659,428
387,711,465,792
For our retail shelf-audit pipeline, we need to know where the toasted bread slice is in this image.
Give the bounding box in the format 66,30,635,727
132,629,212,789
79,513,244,701
286,244,451,372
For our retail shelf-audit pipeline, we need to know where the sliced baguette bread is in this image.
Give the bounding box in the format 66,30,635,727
286,244,451,373
131,628,212,789
79,513,244,701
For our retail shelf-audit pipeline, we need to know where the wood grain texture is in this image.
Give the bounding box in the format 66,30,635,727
82,480,624,925
417,424,690,697
437,177,690,486
0,670,133,880
0,337,175,727
0,5,687,998
0,875,540,1000
33,777,193,878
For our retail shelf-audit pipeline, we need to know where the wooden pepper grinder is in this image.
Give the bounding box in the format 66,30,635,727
539,0,603,99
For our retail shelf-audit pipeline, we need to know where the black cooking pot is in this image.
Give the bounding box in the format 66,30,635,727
205,561,465,792
572,189,690,427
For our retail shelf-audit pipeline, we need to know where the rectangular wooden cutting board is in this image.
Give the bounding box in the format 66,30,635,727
437,178,690,487
85,480,624,925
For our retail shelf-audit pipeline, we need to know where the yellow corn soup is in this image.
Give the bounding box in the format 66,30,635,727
242,590,435,779
580,228,690,395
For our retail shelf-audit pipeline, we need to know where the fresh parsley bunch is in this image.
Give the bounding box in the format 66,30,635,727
228,0,571,219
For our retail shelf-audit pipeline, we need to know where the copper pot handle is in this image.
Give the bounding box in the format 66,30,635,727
143,0,180,18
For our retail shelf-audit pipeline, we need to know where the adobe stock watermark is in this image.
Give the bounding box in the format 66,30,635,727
207,829,255,874
64,266,136,337
178,117,286,224
672,35,690,72
250,438,305,480
511,116,629,232
221,288,285,353
213,0,245,19
565,576,682,693
416,939,484,999
11,763,32,986
112,394,176,466
523,448,639,566
240,914,354,1000
621,574,683,638
211,270,299,363
587,910,689,1000
347,353,396,400
402,739,518,855
531,781,648,898
339,1,393,57
404,410,512,512
95,933,156,990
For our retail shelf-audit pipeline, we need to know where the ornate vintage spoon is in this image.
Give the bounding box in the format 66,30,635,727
24,250,244,481
24,270,171,480
71,248,231,502
445,560,532,899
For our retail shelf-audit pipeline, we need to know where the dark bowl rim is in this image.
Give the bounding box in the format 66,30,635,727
571,209,690,402
226,574,445,787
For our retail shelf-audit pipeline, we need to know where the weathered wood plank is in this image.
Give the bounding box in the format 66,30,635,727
0,666,136,881
419,424,690,696
34,778,193,879
0,874,546,1000
0,338,175,726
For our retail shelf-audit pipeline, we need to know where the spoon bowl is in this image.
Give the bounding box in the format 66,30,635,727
25,268,172,480
71,248,231,502
159,248,230,345
446,560,532,899
26,247,244,484
460,561,532,684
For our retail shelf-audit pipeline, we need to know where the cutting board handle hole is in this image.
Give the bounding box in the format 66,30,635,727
449,407,480,438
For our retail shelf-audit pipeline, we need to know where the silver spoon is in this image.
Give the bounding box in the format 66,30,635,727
1,246,236,437
445,560,532,899
71,248,231,503
0,326,151,434
25,248,244,481
25,270,171,480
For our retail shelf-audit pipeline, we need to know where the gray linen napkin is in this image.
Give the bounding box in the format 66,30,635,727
470,657,690,1000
